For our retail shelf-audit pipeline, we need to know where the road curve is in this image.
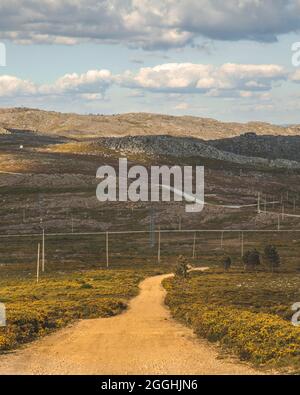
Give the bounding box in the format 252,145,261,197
0,271,260,375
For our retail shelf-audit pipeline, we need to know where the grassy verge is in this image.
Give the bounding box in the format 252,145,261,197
164,269,300,371
0,267,162,352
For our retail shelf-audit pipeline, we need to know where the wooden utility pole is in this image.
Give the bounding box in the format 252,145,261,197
192,232,196,259
220,231,224,250
42,229,45,272
71,215,74,233
36,243,40,283
277,214,280,231
106,231,109,268
241,232,244,258
149,207,155,247
178,216,182,231
158,228,161,264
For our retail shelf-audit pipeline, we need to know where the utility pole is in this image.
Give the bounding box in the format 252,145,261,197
149,207,155,247
220,231,224,250
277,214,280,231
257,192,261,214
36,243,40,283
192,232,196,259
178,215,182,231
42,229,45,272
106,231,109,268
158,227,161,264
282,204,285,220
241,232,244,258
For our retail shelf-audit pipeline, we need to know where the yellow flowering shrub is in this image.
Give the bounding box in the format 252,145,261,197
164,271,300,369
0,269,148,352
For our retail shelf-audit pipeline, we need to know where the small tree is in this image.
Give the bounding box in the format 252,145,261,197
242,250,250,269
221,256,232,271
263,245,280,272
175,255,189,279
242,249,261,271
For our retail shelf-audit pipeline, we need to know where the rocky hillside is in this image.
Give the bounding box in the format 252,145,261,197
0,107,300,140
2,107,300,171
209,133,300,162
97,135,300,169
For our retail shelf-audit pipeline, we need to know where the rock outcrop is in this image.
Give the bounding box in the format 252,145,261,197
98,135,300,170
209,132,300,162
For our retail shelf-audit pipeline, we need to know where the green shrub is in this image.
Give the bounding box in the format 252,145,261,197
243,249,261,271
175,255,189,279
221,256,232,271
263,245,280,272
80,283,93,289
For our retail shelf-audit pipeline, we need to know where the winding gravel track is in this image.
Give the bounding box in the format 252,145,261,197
0,271,259,375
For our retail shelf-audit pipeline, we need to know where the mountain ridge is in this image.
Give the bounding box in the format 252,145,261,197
0,107,300,140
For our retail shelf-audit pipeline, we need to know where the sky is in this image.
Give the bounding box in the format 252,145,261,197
1,1,300,123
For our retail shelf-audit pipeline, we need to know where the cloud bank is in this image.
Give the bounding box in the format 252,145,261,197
1,1,300,49
120,63,287,95
0,63,290,101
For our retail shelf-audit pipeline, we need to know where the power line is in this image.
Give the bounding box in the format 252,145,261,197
3,228,300,239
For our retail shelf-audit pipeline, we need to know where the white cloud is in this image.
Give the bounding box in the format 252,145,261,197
290,69,300,82
0,69,113,103
175,102,189,110
40,70,113,96
0,75,37,97
120,63,214,91
1,1,300,49
0,63,291,101
119,63,287,95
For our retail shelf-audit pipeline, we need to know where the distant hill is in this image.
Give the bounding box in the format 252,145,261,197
0,107,300,140
209,133,300,162
55,135,300,170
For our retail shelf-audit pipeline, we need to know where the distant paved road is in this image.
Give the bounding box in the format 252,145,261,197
0,171,23,175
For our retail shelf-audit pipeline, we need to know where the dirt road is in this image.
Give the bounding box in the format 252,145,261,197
0,272,259,375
